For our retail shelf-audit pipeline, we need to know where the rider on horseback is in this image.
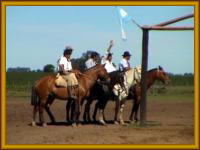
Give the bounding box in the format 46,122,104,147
58,46,78,100
101,40,117,73
119,51,131,72
85,52,98,69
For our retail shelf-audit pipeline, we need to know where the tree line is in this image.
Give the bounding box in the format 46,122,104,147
7,50,194,86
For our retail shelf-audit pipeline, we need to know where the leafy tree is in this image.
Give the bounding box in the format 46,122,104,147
71,50,101,72
7,67,31,72
43,64,55,73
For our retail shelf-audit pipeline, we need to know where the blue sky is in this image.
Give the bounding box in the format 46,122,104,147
6,6,194,74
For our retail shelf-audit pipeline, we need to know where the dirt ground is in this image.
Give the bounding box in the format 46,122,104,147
6,97,194,145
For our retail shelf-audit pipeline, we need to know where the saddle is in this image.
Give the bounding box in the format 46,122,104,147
55,73,67,87
55,72,80,88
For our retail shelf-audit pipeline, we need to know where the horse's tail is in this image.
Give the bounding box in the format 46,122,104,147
31,85,39,106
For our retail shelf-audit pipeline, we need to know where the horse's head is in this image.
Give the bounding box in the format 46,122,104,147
156,66,170,85
96,64,111,84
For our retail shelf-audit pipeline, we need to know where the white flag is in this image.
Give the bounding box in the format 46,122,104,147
116,7,132,41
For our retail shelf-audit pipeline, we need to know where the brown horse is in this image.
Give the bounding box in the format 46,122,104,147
31,64,110,127
128,66,170,123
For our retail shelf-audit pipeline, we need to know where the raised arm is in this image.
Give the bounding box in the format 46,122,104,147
106,40,113,53
101,40,114,64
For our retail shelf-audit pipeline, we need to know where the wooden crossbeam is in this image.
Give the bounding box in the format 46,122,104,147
142,26,194,30
153,13,194,27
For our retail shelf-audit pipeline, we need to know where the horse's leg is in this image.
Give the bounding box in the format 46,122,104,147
98,99,106,125
72,100,76,126
134,99,141,123
66,99,72,122
119,99,126,125
72,98,80,127
98,108,106,125
72,100,76,122
129,99,137,122
102,110,106,122
133,90,141,123
83,100,90,123
44,96,56,124
92,101,99,122
32,105,39,126
100,98,109,123
114,98,120,125
86,100,92,123
45,103,55,124
39,102,46,127
77,98,81,124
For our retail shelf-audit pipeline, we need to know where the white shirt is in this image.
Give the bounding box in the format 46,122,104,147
59,56,72,71
119,58,130,71
101,51,109,65
104,60,117,73
85,58,96,69
57,55,63,71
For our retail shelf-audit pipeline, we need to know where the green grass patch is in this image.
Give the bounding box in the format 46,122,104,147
6,72,194,100
6,90,31,98
148,85,194,101
127,121,162,128
6,72,54,98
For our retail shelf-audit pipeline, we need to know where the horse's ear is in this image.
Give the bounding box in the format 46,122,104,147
159,65,163,70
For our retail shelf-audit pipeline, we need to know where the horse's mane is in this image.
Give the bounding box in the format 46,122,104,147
125,68,135,76
108,70,120,78
148,66,163,73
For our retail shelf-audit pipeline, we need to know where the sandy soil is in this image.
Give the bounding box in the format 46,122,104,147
6,97,194,144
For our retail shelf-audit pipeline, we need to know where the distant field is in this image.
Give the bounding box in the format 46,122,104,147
148,85,194,101
6,72,194,100
6,72,55,97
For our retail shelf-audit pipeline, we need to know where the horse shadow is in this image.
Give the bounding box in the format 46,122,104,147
28,120,131,127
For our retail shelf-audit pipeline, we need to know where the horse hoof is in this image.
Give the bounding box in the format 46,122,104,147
83,119,88,124
120,121,125,125
114,121,119,125
72,123,77,127
99,120,106,126
31,122,36,127
42,123,47,127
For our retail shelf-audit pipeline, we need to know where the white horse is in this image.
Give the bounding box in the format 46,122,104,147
112,66,141,125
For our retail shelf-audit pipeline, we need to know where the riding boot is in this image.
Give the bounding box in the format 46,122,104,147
68,86,77,100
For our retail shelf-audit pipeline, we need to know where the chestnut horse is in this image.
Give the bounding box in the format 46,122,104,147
31,64,110,127
128,66,170,123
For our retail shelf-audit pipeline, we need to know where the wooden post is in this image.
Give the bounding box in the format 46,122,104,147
140,29,149,126
138,13,193,127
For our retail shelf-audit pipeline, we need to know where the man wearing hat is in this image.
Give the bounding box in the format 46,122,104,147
85,51,98,69
58,46,79,99
101,40,117,73
119,51,131,72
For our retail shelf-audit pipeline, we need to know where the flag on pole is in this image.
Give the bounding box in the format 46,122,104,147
116,7,132,41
